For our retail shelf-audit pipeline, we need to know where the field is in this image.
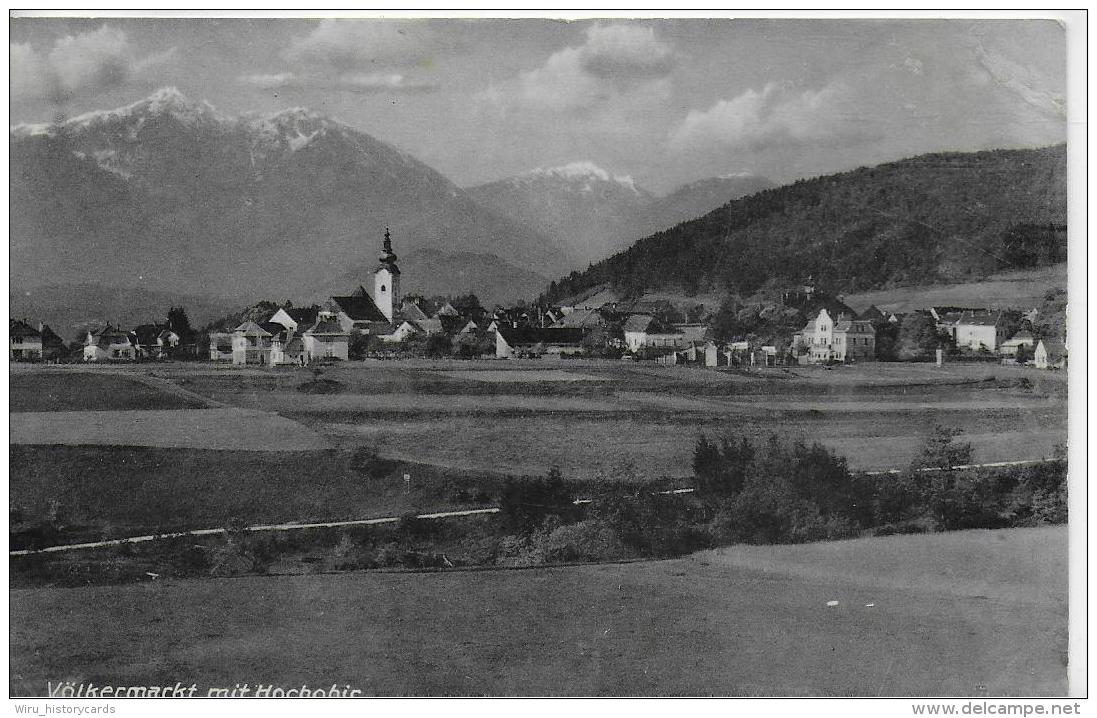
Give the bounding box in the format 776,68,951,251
9,361,1067,534
9,526,1066,696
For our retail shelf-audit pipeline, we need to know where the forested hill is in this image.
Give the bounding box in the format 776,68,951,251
542,145,1066,303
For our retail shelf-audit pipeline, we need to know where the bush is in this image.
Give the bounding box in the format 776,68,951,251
498,467,579,533
541,520,628,563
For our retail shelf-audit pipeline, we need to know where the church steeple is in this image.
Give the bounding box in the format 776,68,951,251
373,227,400,322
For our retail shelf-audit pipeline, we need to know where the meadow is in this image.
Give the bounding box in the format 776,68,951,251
9,526,1066,696
8,361,1067,535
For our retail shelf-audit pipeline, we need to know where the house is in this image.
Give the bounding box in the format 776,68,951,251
792,309,875,364
674,324,709,344
752,346,779,367
438,315,476,336
302,316,350,362
434,302,459,318
496,327,585,358
622,314,687,354
132,324,180,359
231,321,273,365
84,324,137,361
553,307,605,330
396,300,429,322
949,310,1009,353
10,320,43,360
209,332,234,361
1033,339,1067,370
267,306,320,333
704,341,729,367
39,324,64,360
999,330,1037,357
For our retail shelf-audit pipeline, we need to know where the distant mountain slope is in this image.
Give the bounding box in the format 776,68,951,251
542,145,1067,303
10,88,570,307
9,283,236,342
467,163,773,266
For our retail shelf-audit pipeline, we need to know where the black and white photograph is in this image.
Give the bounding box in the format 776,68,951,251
6,10,1085,705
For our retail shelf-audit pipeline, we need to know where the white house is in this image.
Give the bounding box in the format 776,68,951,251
950,311,1008,353
1033,339,1067,369
792,309,875,363
231,321,273,365
84,324,137,361
303,316,350,362
622,314,687,354
10,320,43,360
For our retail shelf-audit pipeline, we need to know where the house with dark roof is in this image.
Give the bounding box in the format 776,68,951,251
132,323,180,359
303,316,350,361
496,327,585,358
83,324,137,361
622,314,688,354
268,306,320,333
947,310,1008,352
791,308,875,364
9,319,42,360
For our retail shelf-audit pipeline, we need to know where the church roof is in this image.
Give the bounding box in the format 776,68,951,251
330,290,388,322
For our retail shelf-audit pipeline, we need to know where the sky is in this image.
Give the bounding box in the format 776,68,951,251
9,16,1068,193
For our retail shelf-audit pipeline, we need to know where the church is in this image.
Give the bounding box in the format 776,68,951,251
224,228,419,365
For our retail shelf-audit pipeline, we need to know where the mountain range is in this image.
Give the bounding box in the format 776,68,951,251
10,88,781,332
467,163,774,266
10,89,570,301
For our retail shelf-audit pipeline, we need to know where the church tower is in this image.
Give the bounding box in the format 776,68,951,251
374,227,401,322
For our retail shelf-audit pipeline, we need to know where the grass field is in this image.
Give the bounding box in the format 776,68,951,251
9,445,503,537
9,371,208,412
9,526,1066,696
8,361,1067,527
9,408,328,451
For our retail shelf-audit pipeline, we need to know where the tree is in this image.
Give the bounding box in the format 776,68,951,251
896,312,942,361
912,425,973,472
424,333,452,358
1014,342,1034,364
693,434,754,500
167,306,193,338
499,467,578,532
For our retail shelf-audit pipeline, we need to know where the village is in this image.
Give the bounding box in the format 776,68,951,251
8,228,1068,372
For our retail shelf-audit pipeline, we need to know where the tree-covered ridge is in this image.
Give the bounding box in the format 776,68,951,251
542,145,1066,303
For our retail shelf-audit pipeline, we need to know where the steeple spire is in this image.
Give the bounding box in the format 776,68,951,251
380,226,398,264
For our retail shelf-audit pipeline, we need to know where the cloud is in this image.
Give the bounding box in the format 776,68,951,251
515,23,676,112
239,70,437,94
10,26,172,105
669,81,866,153
578,24,676,80
285,20,436,70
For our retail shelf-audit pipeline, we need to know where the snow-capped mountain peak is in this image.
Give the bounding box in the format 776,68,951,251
509,161,648,197
64,87,222,130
